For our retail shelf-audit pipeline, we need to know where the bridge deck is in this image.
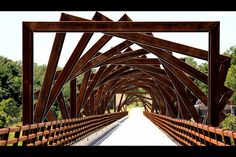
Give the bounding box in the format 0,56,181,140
99,108,178,146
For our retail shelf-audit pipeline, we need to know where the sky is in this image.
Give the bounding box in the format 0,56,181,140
0,11,236,67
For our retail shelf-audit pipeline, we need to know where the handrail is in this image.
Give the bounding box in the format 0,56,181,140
144,112,236,146
0,112,128,146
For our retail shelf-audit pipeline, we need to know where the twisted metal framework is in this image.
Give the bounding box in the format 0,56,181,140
23,12,233,127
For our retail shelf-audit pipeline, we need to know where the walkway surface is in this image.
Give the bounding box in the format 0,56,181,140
99,108,177,146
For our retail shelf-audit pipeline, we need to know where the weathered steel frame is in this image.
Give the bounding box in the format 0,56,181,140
23,12,232,127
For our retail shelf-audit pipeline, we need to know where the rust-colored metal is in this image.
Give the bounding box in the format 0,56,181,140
22,11,232,131
144,112,236,146
0,112,128,146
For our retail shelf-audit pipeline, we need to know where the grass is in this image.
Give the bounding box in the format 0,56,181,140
3,122,23,146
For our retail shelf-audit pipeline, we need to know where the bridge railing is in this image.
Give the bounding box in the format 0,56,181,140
144,112,236,146
0,112,128,146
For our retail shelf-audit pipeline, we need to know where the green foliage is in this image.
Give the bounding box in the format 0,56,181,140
0,56,22,105
185,56,198,68
219,114,236,130
224,46,236,105
224,45,236,65
33,63,46,93
0,98,22,128
225,64,236,104
0,56,22,128
184,57,208,95
194,62,208,95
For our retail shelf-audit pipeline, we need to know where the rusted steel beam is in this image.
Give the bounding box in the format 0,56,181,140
154,79,176,101
218,59,231,93
139,98,152,111
118,97,138,112
161,60,202,123
102,58,161,65
102,49,149,64
70,78,77,118
67,13,133,81
68,34,112,80
208,23,220,126
163,60,207,106
24,21,217,32
47,110,57,121
153,93,166,115
44,13,110,119
108,32,228,63
34,33,66,123
95,12,228,63
76,70,91,116
218,90,234,114
138,45,208,84
89,91,95,115
132,66,173,88
23,23,34,125
176,93,192,120
34,14,67,123
57,92,69,119
82,101,90,116
81,66,107,110
155,81,177,117
131,65,166,76
97,66,131,86
102,91,111,114
118,93,124,111
120,93,152,101
44,32,93,119
125,67,176,102
70,40,133,80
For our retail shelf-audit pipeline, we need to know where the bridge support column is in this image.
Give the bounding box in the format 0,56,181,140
23,23,34,125
208,22,220,126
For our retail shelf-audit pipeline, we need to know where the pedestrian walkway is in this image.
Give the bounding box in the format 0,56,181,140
99,108,178,146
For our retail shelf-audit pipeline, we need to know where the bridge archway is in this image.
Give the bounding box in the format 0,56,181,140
23,11,232,127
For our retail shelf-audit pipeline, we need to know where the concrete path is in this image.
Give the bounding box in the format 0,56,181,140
99,108,178,146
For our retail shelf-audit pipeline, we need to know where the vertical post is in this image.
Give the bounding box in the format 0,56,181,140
208,22,220,126
70,78,77,118
113,94,116,112
23,23,34,125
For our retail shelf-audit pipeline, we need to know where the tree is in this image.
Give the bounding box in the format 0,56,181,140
184,57,208,95
0,56,22,105
194,63,208,95
34,63,47,93
0,98,22,128
224,46,236,105
184,56,197,68
0,56,22,127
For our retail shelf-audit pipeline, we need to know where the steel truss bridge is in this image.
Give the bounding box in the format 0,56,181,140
0,12,236,146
